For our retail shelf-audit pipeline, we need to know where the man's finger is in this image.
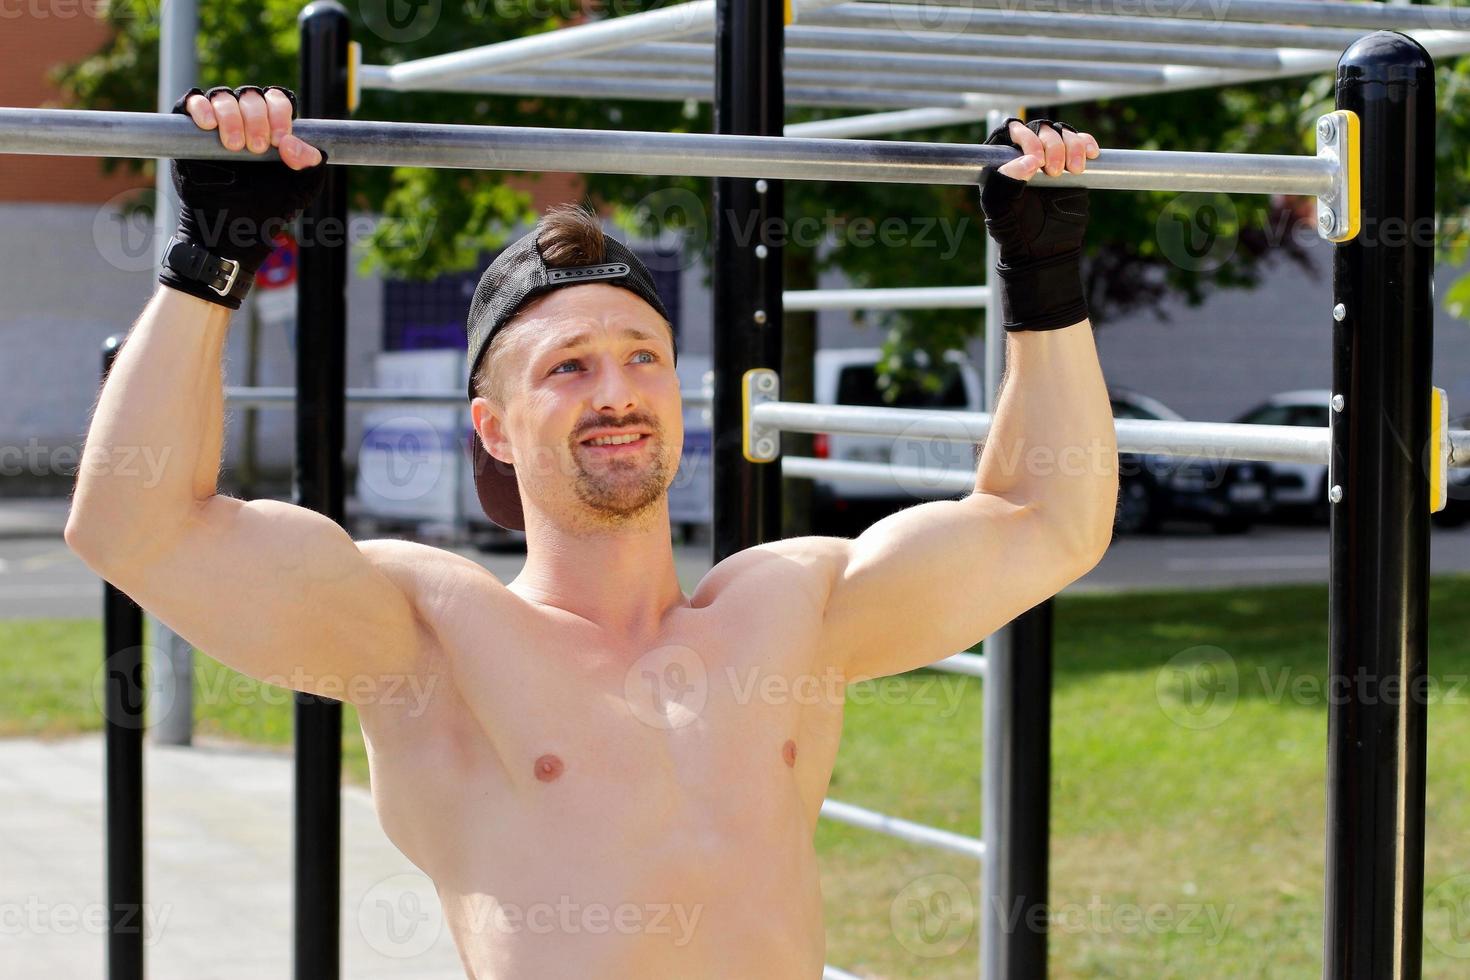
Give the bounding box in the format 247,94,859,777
263,88,295,149
1008,120,1044,161
237,89,271,155
1035,125,1065,177
209,92,245,151
184,94,218,130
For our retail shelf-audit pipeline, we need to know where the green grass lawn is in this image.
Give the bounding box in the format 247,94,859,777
4,576,1469,978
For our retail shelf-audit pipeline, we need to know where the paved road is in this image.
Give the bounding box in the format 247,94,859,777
4,513,1468,620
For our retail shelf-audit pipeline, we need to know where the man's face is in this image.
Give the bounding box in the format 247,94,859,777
473,284,683,530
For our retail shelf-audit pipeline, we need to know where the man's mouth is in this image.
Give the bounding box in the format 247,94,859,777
584,433,645,446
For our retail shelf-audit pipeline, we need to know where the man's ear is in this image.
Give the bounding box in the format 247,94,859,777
470,396,514,466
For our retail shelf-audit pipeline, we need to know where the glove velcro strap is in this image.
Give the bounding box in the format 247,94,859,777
160,236,252,310
994,250,1090,332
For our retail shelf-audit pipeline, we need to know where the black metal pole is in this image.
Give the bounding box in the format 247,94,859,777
295,4,349,978
987,600,1051,979
711,0,784,560
1325,30,1434,980
100,334,145,980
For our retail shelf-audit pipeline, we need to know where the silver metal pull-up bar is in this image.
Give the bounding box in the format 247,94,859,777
0,107,1336,197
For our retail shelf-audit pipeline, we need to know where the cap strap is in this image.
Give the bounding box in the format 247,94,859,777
547,262,630,284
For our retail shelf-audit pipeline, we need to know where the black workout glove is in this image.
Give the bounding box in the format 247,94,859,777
979,117,1091,332
159,85,329,311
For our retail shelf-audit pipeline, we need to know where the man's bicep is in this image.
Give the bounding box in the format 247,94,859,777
110,495,427,702
819,493,1091,680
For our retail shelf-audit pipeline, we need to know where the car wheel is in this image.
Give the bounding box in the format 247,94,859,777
1114,479,1159,535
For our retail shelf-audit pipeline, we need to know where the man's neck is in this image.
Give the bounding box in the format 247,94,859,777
511,513,688,642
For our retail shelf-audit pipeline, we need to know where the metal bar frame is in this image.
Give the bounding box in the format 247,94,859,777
0,108,1340,197
100,336,145,980
821,798,987,859
1325,31,1433,980
755,401,1336,466
783,285,989,311
294,5,349,978
958,0,1470,33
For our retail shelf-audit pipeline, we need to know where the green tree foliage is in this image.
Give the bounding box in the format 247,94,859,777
52,0,1470,401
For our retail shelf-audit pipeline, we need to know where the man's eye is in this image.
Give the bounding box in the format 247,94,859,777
634,350,658,363
550,360,579,374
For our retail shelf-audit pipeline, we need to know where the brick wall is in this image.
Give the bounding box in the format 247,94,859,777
0,9,153,204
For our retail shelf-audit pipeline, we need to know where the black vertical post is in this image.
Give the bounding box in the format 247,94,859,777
101,334,145,980
1325,31,1433,980
985,600,1051,979
711,0,783,561
296,4,349,978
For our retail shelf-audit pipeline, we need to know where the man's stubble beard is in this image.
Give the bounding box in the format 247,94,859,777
571,434,676,526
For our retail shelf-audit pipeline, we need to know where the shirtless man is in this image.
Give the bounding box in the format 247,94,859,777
65,84,1116,977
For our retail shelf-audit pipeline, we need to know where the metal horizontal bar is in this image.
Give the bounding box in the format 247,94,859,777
361,64,1031,111
593,40,1173,84
784,285,989,311
542,58,1093,99
820,798,986,859
1452,429,1470,468
958,0,1470,33
933,652,987,678
376,0,848,88
784,454,975,493
0,109,1337,196
762,402,1336,465
823,966,864,980
813,3,1367,50
778,25,1294,70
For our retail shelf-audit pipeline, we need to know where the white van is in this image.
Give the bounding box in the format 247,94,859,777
810,347,985,530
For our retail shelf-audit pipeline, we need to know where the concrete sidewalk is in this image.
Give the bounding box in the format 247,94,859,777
0,736,466,979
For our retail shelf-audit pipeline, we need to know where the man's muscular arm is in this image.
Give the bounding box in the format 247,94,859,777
813,118,1117,682
65,87,427,703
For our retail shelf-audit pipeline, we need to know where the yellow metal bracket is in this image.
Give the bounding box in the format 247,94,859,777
1316,109,1360,243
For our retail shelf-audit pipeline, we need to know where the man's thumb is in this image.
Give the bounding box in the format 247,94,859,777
996,153,1041,182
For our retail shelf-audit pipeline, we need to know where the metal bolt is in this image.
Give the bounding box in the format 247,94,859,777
1319,209,1337,237
1318,117,1336,143
755,438,776,458
1331,394,1345,412
756,372,776,393
755,244,768,259
1332,303,1346,322
1329,485,1343,504
753,309,767,324
755,179,768,194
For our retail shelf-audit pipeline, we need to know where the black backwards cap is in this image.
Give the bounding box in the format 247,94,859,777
464,226,674,531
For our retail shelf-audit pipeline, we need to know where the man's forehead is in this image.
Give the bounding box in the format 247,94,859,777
516,303,671,356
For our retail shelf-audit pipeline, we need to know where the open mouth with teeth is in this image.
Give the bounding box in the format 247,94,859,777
580,432,651,451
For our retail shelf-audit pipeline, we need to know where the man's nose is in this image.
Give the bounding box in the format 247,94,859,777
591,356,638,414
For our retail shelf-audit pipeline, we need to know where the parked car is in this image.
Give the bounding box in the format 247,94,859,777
1111,388,1270,536
1233,391,1470,528
810,348,984,534
1232,389,1333,525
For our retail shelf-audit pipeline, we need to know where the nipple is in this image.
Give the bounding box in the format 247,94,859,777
534,753,564,782
782,739,798,768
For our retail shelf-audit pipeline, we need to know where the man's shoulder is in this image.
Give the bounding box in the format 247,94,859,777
690,534,850,607
356,538,505,616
